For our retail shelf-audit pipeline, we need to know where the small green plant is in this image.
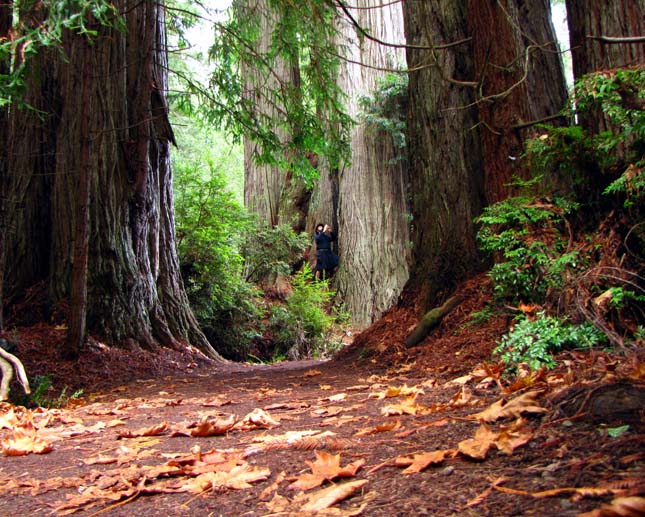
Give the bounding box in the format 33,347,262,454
359,72,408,162
467,306,496,326
27,374,84,408
476,196,581,302
494,313,607,371
269,265,334,359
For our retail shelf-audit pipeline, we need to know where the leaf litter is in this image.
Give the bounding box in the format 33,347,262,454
1,310,643,516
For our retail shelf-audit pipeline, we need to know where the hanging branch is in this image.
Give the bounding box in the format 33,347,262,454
587,35,645,43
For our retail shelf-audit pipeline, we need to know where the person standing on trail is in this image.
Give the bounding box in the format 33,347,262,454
314,223,339,280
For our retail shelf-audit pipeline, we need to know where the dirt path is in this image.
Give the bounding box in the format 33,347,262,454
1,354,643,516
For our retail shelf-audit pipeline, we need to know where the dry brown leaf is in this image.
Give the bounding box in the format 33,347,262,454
449,386,476,407
380,395,427,416
189,414,237,437
117,421,168,439
328,393,348,402
239,408,280,429
289,451,365,491
1,429,53,456
470,391,547,422
578,496,645,517
494,419,533,455
354,420,402,436
300,479,369,513
395,449,454,474
304,369,322,377
458,423,497,460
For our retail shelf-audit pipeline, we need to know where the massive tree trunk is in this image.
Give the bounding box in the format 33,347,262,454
0,0,11,332
3,1,222,359
565,0,645,132
333,0,410,326
467,0,568,203
403,0,486,306
238,0,302,228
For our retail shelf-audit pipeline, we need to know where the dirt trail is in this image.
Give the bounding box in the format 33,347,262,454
0,353,643,516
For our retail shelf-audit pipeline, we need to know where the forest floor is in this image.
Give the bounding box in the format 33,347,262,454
0,274,643,516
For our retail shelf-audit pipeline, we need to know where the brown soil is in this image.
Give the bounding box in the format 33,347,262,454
1,274,643,516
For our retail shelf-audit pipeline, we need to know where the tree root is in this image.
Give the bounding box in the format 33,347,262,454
0,347,31,401
405,295,462,348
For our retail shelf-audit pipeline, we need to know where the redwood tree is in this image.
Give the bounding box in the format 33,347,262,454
2,1,222,359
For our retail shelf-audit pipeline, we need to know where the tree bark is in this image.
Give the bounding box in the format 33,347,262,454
565,0,645,132
64,35,93,359
466,0,568,203
333,0,410,326
3,0,223,360
0,0,11,332
403,0,486,307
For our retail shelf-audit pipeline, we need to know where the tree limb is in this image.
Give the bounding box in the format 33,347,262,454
405,295,462,348
0,347,30,400
587,35,645,44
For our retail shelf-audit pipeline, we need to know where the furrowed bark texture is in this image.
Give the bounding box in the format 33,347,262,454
467,0,568,203
3,1,222,359
334,0,410,326
0,0,11,332
403,0,485,306
239,0,301,228
565,0,645,132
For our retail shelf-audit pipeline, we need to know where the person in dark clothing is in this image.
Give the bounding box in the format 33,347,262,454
314,223,339,280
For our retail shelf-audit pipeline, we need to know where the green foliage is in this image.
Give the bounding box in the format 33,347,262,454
1,0,124,107
241,224,310,284
204,0,352,185
173,126,264,360
22,374,84,408
525,68,645,207
476,196,581,302
269,265,335,360
359,73,408,158
494,314,607,371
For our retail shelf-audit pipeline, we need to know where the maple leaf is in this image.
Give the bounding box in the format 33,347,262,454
183,414,237,437
381,395,427,416
239,408,280,429
116,421,168,438
300,479,369,513
494,419,533,455
394,449,454,474
470,391,547,422
355,420,402,436
180,464,271,493
289,451,365,491
1,428,53,456
458,423,497,460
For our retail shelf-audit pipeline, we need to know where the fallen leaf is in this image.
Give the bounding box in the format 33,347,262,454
465,476,508,508
458,423,497,460
395,449,454,474
578,496,645,517
239,408,280,429
188,415,237,437
117,421,168,439
289,451,365,491
300,479,369,513
355,420,402,436
304,369,322,377
494,419,533,455
470,391,547,422
328,393,347,402
381,395,427,416
259,471,286,501
1,429,53,456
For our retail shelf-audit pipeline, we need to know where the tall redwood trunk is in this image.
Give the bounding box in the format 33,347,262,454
333,0,410,326
565,0,645,132
467,0,567,203
3,1,222,359
403,0,485,306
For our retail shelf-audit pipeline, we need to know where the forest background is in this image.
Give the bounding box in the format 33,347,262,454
0,0,643,375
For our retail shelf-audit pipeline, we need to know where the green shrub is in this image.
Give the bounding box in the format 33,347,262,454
269,265,334,360
494,314,607,371
476,196,581,302
241,223,310,284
